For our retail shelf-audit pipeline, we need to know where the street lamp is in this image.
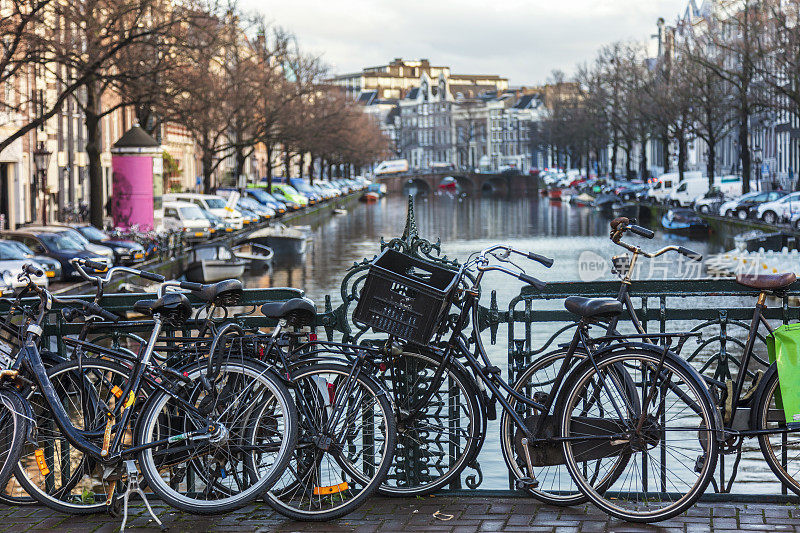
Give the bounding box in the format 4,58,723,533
32,142,51,225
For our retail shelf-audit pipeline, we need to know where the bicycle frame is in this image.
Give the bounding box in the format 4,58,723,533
13,309,217,466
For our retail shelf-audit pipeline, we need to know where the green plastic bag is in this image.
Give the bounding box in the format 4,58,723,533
767,324,800,427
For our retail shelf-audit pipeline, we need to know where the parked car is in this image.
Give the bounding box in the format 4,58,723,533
719,191,759,217
161,201,212,240
756,191,800,224
0,230,109,280
237,197,275,221
791,211,800,230
0,241,49,290
21,225,115,264
199,208,237,233
730,190,787,220
694,188,728,214
0,240,62,280
289,178,322,205
270,184,308,207
219,188,288,215
163,193,244,229
71,225,146,265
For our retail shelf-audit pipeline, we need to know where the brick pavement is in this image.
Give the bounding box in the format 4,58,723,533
1,495,800,533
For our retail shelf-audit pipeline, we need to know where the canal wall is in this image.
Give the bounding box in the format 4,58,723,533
639,202,800,240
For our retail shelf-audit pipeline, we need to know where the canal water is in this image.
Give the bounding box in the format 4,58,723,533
243,194,781,494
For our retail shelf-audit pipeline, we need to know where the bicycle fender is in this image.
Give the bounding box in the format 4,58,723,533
749,362,778,430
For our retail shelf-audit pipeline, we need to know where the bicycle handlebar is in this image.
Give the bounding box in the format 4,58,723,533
71,258,166,287
610,218,702,262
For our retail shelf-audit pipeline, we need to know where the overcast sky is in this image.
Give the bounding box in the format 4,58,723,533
244,0,689,86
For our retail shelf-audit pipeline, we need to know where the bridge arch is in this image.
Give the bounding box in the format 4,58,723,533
480,176,509,196
403,178,432,196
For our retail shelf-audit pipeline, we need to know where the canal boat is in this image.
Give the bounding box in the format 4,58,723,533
184,243,247,283
231,243,274,270
547,188,562,200
242,224,310,258
734,230,795,253
572,193,595,207
361,191,380,203
593,193,617,212
661,208,710,234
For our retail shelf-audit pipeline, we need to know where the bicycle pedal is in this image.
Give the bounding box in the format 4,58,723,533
694,454,706,474
120,460,164,533
515,477,539,490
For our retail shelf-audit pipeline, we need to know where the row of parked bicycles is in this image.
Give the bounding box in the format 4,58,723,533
0,217,797,528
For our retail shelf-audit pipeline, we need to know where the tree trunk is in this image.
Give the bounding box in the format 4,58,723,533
610,133,618,180
677,133,686,182
707,141,716,189
639,138,648,180
283,146,291,178
85,77,104,229
662,132,670,173
308,154,315,185
739,114,751,194
201,147,213,194
234,147,246,189
265,143,273,192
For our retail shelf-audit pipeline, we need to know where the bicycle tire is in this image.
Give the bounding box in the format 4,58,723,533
137,358,297,514
754,363,800,495
558,346,719,523
14,358,134,514
500,348,633,506
265,361,396,521
0,388,28,492
379,350,481,496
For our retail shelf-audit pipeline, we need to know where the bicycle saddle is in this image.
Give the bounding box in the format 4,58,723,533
260,297,316,327
133,292,192,326
564,296,623,318
193,279,243,306
735,272,797,290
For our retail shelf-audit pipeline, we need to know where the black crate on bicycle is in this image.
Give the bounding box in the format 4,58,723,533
353,248,460,344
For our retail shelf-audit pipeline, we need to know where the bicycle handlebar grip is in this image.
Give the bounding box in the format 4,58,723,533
527,252,554,268
82,259,107,271
610,217,629,230
23,263,44,277
61,307,81,322
518,273,547,291
86,302,119,322
678,246,703,261
138,270,166,282
180,281,204,291
628,224,655,239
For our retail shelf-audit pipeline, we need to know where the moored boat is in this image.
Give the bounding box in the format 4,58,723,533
231,243,274,270
661,208,710,233
548,188,562,200
242,224,310,258
611,202,639,220
184,243,247,283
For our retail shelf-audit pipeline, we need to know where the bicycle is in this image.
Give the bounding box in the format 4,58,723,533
4,263,297,526
499,217,707,505
358,244,720,522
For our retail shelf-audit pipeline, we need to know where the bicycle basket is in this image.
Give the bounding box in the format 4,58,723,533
353,248,460,345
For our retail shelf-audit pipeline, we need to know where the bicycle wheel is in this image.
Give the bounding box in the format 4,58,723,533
265,361,396,521
754,364,800,495
0,388,28,491
559,347,719,522
379,350,481,496
500,349,632,506
137,358,297,514
14,358,134,514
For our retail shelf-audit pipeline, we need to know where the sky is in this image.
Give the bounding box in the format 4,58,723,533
244,0,690,86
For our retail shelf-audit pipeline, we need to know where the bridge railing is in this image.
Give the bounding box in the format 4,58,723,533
10,196,800,497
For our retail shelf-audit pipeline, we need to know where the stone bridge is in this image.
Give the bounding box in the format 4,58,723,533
376,172,538,196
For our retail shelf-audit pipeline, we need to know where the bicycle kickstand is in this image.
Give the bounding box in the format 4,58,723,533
120,460,165,533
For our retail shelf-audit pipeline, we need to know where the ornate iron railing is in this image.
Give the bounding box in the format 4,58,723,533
16,196,800,495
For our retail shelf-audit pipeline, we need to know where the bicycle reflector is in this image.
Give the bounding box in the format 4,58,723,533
34,448,50,476
313,482,348,496
111,385,123,399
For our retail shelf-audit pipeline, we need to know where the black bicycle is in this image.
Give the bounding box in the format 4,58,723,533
4,263,297,523
358,244,720,522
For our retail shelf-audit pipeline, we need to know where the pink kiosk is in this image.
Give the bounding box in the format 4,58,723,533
110,125,163,230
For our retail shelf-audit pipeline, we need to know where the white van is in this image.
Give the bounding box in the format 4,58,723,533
669,176,710,207
163,193,244,229
161,201,212,239
648,173,678,203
